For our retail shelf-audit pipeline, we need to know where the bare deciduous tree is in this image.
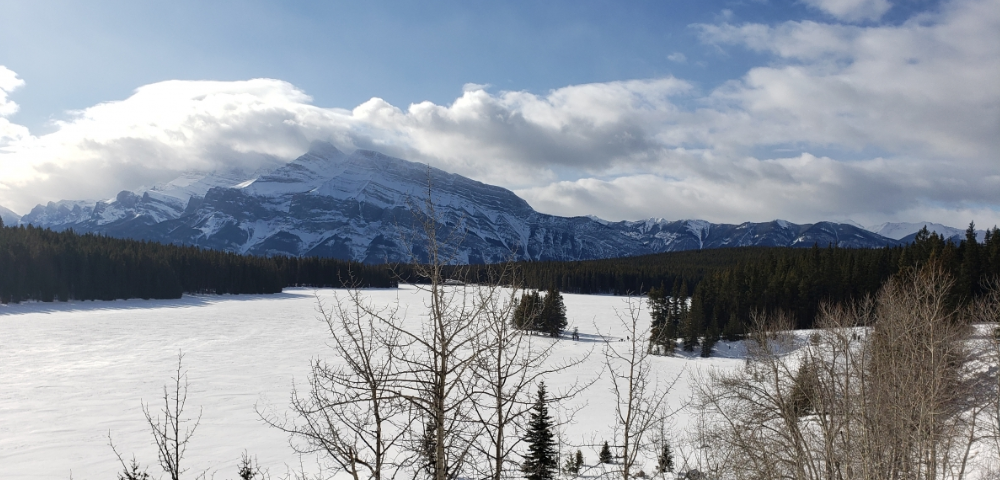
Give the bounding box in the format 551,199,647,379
694,265,992,480
268,184,598,480
467,265,591,480
107,352,212,480
602,295,681,480
260,289,411,480
136,352,202,480
386,208,492,480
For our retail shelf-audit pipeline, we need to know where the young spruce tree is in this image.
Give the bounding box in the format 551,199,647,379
513,291,542,331
522,382,558,480
657,443,673,474
599,441,613,464
540,287,568,337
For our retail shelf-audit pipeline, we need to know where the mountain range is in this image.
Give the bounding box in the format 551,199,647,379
0,142,980,264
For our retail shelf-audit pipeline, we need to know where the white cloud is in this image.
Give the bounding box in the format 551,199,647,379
802,0,893,22
0,67,24,114
520,153,1000,227
697,0,1000,159
0,66,30,150
668,52,687,63
0,0,998,227
0,78,356,210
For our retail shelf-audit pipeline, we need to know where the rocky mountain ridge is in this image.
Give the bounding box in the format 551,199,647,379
9,142,907,263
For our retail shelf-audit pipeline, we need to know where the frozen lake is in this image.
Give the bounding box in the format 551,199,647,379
0,286,746,479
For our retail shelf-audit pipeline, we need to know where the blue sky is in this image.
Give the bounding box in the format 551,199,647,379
0,0,997,228
0,0,810,131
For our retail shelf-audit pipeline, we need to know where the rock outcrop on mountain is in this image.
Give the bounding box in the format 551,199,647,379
16,142,901,263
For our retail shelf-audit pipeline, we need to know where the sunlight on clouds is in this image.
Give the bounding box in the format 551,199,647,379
0,78,358,211
0,0,997,226
699,0,1000,158
0,67,25,117
351,79,691,187
0,66,30,149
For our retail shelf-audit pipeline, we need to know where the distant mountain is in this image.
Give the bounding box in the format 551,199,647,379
0,205,19,226
17,142,902,263
868,222,986,243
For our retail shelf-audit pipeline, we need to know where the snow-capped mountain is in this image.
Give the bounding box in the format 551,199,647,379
0,204,19,226
16,142,901,263
868,222,986,243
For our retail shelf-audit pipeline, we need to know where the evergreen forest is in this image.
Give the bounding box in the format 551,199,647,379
477,224,1000,340
0,223,394,304
6,218,1000,349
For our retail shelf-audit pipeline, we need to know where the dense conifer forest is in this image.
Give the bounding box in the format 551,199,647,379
6,218,1000,345
0,223,394,304
484,224,1000,336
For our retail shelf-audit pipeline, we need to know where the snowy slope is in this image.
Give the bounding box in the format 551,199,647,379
17,142,900,263
868,221,986,243
0,204,19,226
0,288,742,480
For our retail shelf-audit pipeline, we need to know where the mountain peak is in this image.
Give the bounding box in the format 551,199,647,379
15,147,906,262
0,204,20,225
306,140,344,159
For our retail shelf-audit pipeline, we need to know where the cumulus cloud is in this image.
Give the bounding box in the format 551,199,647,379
520,153,1000,227
0,66,24,116
0,0,998,228
0,72,696,212
801,0,893,22
697,1,1000,158
0,78,362,210
0,66,30,149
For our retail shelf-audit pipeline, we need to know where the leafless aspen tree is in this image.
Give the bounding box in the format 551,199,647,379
467,264,591,480
260,290,411,480
382,194,498,480
270,182,594,480
142,352,202,480
966,278,1000,476
602,296,680,480
695,266,990,480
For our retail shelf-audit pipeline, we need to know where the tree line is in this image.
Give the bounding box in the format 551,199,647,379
671,224,1000,351
0,223,394,304
690,265,1000,479
477,224,1000,350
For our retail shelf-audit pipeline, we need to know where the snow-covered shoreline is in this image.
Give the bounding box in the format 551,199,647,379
0,287,751,479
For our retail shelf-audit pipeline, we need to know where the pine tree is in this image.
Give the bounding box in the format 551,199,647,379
960,221,982,298
513,291,542,330
599,441,613,464
540,287,568,337
575,449,584,472
117,457,152,480
700,317,720,358
563,450,581,476
647,285,674,355
657,443,674,473
237,451,262,480
791,359,817,417
722,312,743,341
522,382,558,480
681,292,703,352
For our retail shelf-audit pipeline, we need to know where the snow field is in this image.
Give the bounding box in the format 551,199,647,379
0,287,748,480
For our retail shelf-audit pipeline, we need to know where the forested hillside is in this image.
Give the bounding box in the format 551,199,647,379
0,222,394,304
498,224,1000,335
6,216,1000,344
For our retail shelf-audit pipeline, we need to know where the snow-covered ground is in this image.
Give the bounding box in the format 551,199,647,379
0,287,749,480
